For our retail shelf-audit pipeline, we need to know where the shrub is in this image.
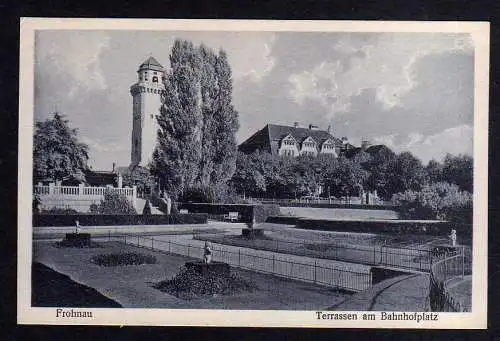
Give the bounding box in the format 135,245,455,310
393,182,472,226
154,266,256,299
179,185,218,203
90,252,157,267
96,190,137,215
41,207,80,215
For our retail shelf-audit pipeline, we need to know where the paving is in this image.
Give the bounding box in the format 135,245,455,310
331,273,430,311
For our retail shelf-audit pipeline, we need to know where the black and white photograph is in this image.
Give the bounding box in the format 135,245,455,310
18,19,489,328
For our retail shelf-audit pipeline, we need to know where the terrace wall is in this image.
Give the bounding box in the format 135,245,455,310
35,184,137,212
178,203,280,223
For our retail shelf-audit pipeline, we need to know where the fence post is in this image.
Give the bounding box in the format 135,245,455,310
276,240,279,252
462,246,465,278
420,250,422,271
168,240,171,253
314,261,317,283
137,235,139,246
108,230,110,242
238,249,241,266
272,255,275,273
187,244,190,257
151,237,154,250
373,246,376,264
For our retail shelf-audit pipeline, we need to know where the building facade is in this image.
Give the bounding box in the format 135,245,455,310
239,123,347,157
130,56,166,168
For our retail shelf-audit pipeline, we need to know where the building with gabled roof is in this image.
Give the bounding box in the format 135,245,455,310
239,123,347,157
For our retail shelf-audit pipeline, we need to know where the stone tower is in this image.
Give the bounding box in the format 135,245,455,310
130,56,166,168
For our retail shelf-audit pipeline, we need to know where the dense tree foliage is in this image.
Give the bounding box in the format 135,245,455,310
152,40,239,199
33,112,89,182
384,152,429,200
441,154,473,192
122,166,156,196
393,182,472,225
229,146,473,207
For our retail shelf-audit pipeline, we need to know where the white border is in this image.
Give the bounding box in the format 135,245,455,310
18,18,489,328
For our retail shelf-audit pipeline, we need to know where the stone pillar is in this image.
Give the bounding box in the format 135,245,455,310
132,185,137,210
49,182,55,195
78,183,84,195
117,173,123,188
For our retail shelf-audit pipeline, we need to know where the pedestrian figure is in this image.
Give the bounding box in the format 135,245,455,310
203,241,212,264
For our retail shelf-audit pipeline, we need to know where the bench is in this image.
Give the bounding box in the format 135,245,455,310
223,212,239,222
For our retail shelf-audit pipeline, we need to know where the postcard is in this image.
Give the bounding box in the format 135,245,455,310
18,18,489,328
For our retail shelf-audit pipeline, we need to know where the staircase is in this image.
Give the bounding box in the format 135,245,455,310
136,197,164,215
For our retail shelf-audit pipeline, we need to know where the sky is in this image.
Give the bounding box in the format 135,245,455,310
34,30,474,170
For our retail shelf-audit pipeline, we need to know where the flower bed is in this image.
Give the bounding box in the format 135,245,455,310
90,252,157,267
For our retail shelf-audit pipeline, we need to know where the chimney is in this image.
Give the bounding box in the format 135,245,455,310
341,137,348,150
309,124,319,130
361,140,370,151
293,122,299,128
112,162,116,172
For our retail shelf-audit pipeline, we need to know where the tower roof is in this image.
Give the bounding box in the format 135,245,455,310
138,56,164,72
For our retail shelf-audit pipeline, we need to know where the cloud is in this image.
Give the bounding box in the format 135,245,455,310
81,137,126,153
36,31,111,98
286,33,474,118
372,125,473,163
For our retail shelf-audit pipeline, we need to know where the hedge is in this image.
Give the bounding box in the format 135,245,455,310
33,213,208,227
177,203,280,223
294,218,465,237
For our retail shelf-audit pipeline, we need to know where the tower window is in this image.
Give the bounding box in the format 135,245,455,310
152,76,158,83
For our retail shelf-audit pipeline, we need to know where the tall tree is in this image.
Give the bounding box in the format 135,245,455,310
324,156,368,199
426,159,443,184
33,112,89,182
152,40,239,198
441,153,473,192
386,151,428,197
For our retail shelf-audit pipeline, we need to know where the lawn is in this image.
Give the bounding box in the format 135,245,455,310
194,223,445,272
279,207,398,220
260,223,449,248
33,240,350,310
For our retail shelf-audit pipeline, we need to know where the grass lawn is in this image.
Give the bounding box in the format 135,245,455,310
33,240,350,310
194,223,443,271
260,223,449,248
280,207,398,220
33,227,228,241
32,262,122,307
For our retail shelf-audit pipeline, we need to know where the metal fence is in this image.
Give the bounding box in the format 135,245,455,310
247,197,393,206
193,233,433,272
428,247,472,312
108,233,372,292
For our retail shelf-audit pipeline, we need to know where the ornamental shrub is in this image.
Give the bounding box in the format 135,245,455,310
96,190,137,215
393,182,472,226
154,266,256,299
90,252,156,266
